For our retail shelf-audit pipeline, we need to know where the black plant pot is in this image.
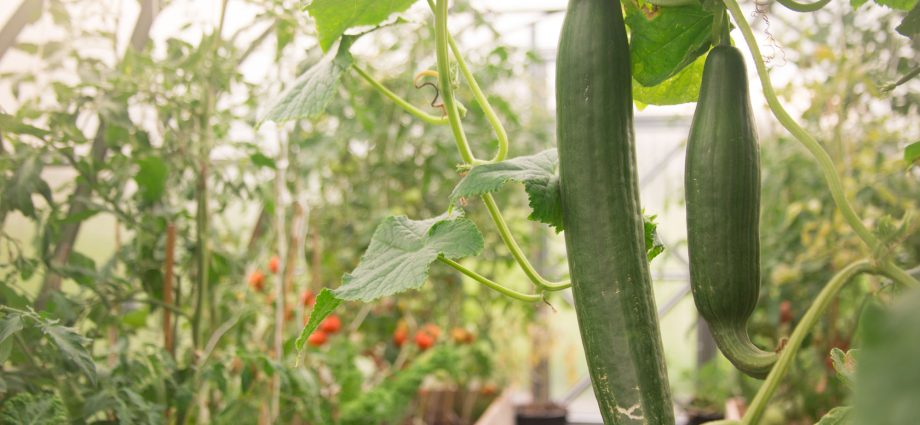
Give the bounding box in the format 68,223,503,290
515,403,567,425
685,411,724,425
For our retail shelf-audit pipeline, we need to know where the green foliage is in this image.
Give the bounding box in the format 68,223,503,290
261,37,355,124
295,288,342,351
905,141,920,165
336,214,484,302
339,346,457,425
306,0,418,51
853,290,920,425
633,53,706,107
625,2,713,87
1,155,52,219
450,150,562,231
814,406,852,425
829,348,857,387
0,392,68,425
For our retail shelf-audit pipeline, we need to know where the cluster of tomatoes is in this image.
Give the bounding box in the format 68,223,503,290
246,255,281,292
306,314,342,347
393,322,475,351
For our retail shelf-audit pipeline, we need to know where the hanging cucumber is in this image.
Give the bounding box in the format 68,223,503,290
556,1,674,423
685,45,777,379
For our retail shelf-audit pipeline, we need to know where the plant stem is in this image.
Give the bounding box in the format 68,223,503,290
351,64,449,125
434,0,476,164
775,0,832,13
426,0,508,161
723,0,880,251
432,0,567,291
481,194,571,291
438,256,542,302
742,259,873,425
445,35,508,162
878,261,920,288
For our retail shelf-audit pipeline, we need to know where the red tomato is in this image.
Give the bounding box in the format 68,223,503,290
268,256,280,274
415,331,435,351
307,330,327,347
393,326,408,347
423,323,441,339
248,270,265,291
319,315,342,334
300,290,316,307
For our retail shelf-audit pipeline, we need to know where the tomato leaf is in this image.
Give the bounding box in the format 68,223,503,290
39,322,97,385
1,155,53,218
450,149,563,232
873,0,918,11
134,156,168,204
626,2,713,87
260,37,355,125
307,0,418,52
335,214,483,302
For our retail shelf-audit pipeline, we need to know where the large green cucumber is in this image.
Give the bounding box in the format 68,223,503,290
685,45,776,379
556,1,674,423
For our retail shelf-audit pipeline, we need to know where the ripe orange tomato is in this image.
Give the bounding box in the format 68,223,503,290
307,330,327,347
248,270,265,291
393,325,408,347
268,256,280,274
415,331,435,351
319,314,342,334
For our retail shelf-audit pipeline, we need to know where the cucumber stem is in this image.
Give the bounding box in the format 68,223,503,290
351,65,449,126
438,256,542,302
708,322,777,379
742,260,873,424
434,0,476,164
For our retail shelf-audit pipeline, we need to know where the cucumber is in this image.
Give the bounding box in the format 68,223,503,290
556,1,674,423
685,45,776,379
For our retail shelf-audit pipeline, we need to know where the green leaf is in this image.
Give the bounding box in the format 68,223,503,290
306,0,418,51
854,289,920,425
0,313,24,363
335,214,484,302
1,155,52,218
815,406,852,425
644,214,665,261
873,0,918,11
830,347,857,388
0,392,68,425
261,37,354,125
905,141,920,166
633,52,706,107
851,0,870,9
39,322,97,384
339,346,458,425
295,288,342,352
450,149,563,232
0,113,50,138
626,3,713,87
250,152,276,169
134,156,168,203
896,3,920,40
